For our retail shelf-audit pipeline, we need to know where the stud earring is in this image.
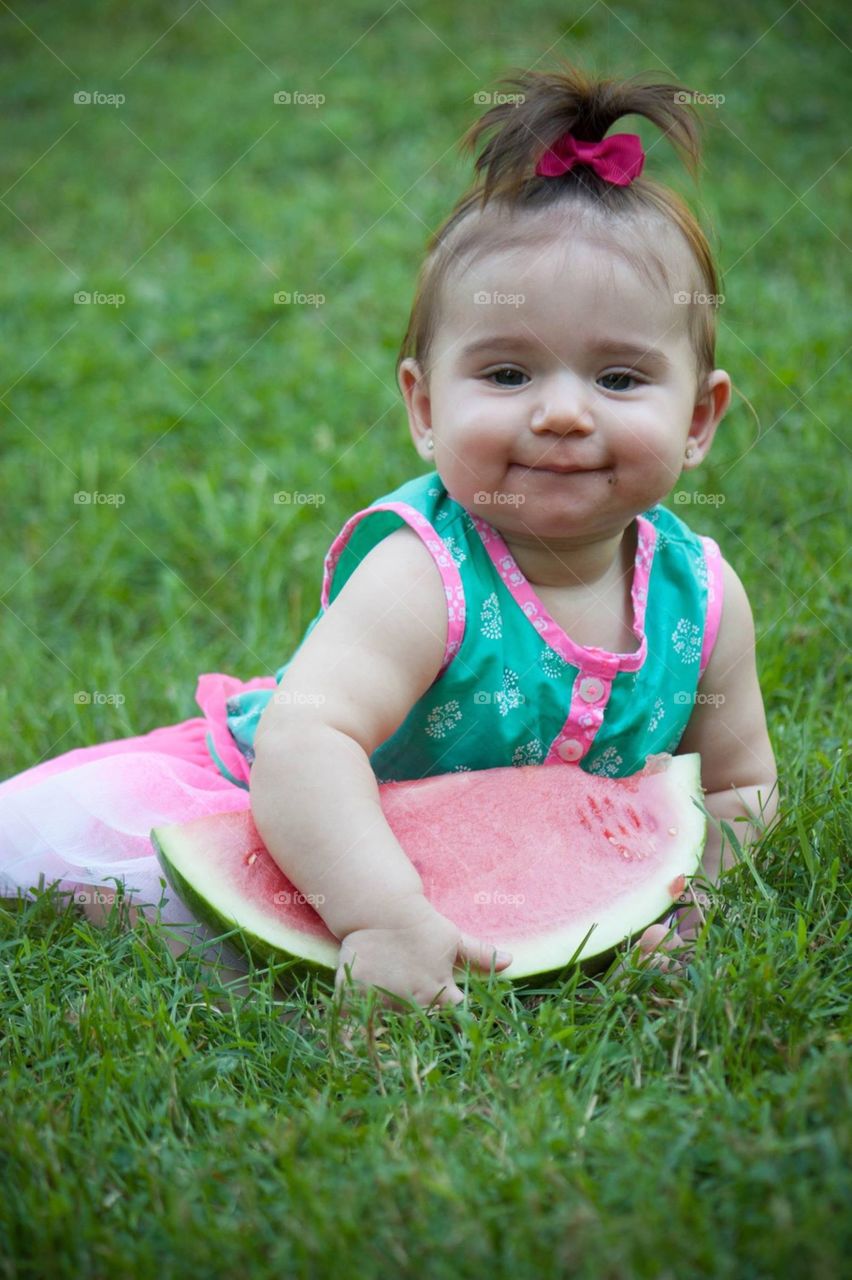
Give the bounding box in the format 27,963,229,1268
425,438,434,451
685,443,696,460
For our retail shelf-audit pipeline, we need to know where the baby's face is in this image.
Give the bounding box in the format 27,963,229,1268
406,233,713,542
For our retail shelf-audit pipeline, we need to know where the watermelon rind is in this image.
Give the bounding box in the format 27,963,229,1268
152,753,706,987
151,827,338,984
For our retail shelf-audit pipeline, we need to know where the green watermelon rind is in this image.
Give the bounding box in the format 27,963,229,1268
154,829,626,992
151,829,336,987
153,754,706,987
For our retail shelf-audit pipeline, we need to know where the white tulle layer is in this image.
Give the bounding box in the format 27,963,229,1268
0,717,251,943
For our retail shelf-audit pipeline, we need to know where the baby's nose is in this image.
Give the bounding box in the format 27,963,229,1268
531,376,594,433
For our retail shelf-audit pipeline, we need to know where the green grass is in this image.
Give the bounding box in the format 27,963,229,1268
1,1,850,1276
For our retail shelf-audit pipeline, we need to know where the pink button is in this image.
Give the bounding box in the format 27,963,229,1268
558,737,584,762
579,677,605,703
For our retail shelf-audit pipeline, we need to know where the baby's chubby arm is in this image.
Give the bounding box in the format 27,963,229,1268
675,558,779,932
249,525,512,1008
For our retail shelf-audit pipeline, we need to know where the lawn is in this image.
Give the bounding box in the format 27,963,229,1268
1,2,849,1277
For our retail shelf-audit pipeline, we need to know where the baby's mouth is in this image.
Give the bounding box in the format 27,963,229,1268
510,461,604,476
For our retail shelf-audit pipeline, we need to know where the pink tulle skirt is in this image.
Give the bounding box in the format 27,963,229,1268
0,673,277,944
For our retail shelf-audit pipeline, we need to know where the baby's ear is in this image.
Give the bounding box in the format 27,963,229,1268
398,358,433,455
684,370,731,466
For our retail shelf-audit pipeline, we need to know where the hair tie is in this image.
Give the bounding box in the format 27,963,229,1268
535,131,645,187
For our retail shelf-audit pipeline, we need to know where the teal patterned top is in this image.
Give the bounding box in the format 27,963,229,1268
206,471,723,790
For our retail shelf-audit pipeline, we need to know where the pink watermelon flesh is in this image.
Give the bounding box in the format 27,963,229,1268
151,753,705,982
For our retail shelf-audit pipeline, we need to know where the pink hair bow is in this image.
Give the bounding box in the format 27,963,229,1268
534,131,645,186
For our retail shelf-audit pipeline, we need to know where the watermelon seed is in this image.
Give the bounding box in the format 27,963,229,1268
668,827,677,836
247,852,258,866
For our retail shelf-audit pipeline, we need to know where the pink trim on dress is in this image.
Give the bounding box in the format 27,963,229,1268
698,536,725,678
545,669,616,765
320,501,466,674
470,514,657,680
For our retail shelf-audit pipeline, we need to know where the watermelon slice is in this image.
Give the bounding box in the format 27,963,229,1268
151,753,705,985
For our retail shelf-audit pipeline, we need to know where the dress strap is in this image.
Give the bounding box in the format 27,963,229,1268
698,536,725,678
320,500,466,674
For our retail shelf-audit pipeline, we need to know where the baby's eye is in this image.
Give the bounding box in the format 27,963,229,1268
484,367,529,388
599,370,642,392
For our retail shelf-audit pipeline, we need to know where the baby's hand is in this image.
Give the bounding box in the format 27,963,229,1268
334,893,513,1012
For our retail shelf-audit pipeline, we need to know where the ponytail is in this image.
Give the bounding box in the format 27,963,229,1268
461,64,703,205
398,60,722,386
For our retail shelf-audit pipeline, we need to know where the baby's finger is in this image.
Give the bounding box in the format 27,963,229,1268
667,903,702,942
334,954,365,1009
334,962,353,995
456,932,513,973
634,923,692,974
427,980,467,1011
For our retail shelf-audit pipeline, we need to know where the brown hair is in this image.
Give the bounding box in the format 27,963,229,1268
396,61,723,388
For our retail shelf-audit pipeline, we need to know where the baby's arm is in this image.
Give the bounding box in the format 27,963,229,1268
249,526,511,1008
674,558,779,934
